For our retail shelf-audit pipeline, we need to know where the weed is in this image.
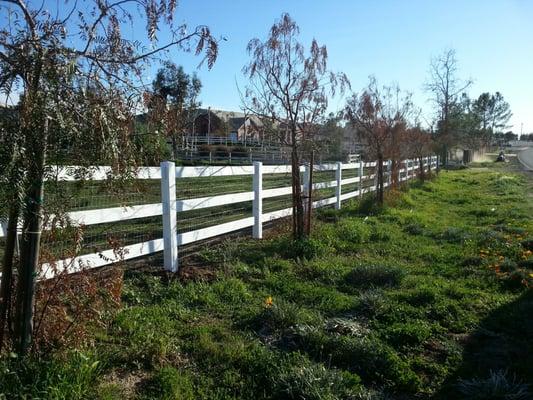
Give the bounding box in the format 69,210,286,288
383,321,433,348
521,238,533,251
457,370,530,400
275,354,362,400
140,366,195,400
343,265,405,289
276,237,327,260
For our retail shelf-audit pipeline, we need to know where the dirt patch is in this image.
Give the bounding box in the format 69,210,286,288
179,260,218,282
99,368,151,399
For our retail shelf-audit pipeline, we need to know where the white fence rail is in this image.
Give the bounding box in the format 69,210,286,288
0,156,438,279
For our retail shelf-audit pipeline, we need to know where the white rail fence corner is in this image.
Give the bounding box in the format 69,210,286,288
0,155,438,279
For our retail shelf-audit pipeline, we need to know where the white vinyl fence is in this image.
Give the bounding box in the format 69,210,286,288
0,156,438,279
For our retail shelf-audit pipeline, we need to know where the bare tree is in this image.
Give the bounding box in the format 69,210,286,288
425,49,472,166
345,77,413,205
0,0,218,355
241,13,348,239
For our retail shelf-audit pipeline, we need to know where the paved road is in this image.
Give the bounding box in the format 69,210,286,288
517,147,533,171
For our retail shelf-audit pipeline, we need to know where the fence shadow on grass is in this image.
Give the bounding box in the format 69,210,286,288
433,288,533,399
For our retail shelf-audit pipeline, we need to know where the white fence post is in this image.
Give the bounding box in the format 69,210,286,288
161,161,178,272
253,161,263,239
335,161,342,210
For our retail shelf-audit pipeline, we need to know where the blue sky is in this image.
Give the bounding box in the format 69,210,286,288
4,1,533,133
144,0,532,134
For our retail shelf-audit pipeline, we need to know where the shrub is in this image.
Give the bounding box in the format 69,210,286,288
357,193,384,216
297,331,421,391
357,289,387,316
275,355,362,400
214,145,230,157
276,237,327,260
438,227,470,244
337,220,370,245
521,238,533,251
403,223,425,236
500,259,518,273
457,370,530,400
297,257,349,285
253,299,320,333
33,267,123,351
316,207,341,223
343,265,405,289
461,256,484,267
231,145,248,158
402,287,438,306
517,258,533,270
197,144,212,157
493,224,526,235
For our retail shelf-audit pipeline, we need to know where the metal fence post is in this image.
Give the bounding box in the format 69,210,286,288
253,161,263,239
161,161,178,272
335,161,342,210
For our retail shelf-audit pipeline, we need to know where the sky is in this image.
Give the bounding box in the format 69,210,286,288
145,0,532,134
3,0,533,134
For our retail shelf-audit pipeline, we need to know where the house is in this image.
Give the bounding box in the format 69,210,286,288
192,109,264,141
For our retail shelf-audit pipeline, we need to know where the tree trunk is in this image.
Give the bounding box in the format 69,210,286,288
391,159,398,189
291,148,305,239
418,156,425,182
15,162,46,355
305,150,314,236
376,155,384,206
15,116,48,355
0,203,20,351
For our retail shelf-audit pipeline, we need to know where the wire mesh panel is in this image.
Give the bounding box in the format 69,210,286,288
176,175,253,199
362,164,377,191
44,179,161,211
40,176,164,266
177,201,253,234
263,171,292,190
340,166,359,195
311,165,337,202
263,194,293,214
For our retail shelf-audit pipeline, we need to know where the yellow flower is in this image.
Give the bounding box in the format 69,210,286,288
529,273,533,278
264,296,273,307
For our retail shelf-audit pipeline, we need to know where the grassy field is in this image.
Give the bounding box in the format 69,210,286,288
1,160,532,399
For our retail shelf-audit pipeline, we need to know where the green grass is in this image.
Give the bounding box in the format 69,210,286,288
1,161,532,399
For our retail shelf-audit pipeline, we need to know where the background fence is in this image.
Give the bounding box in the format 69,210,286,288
0,156,438,278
